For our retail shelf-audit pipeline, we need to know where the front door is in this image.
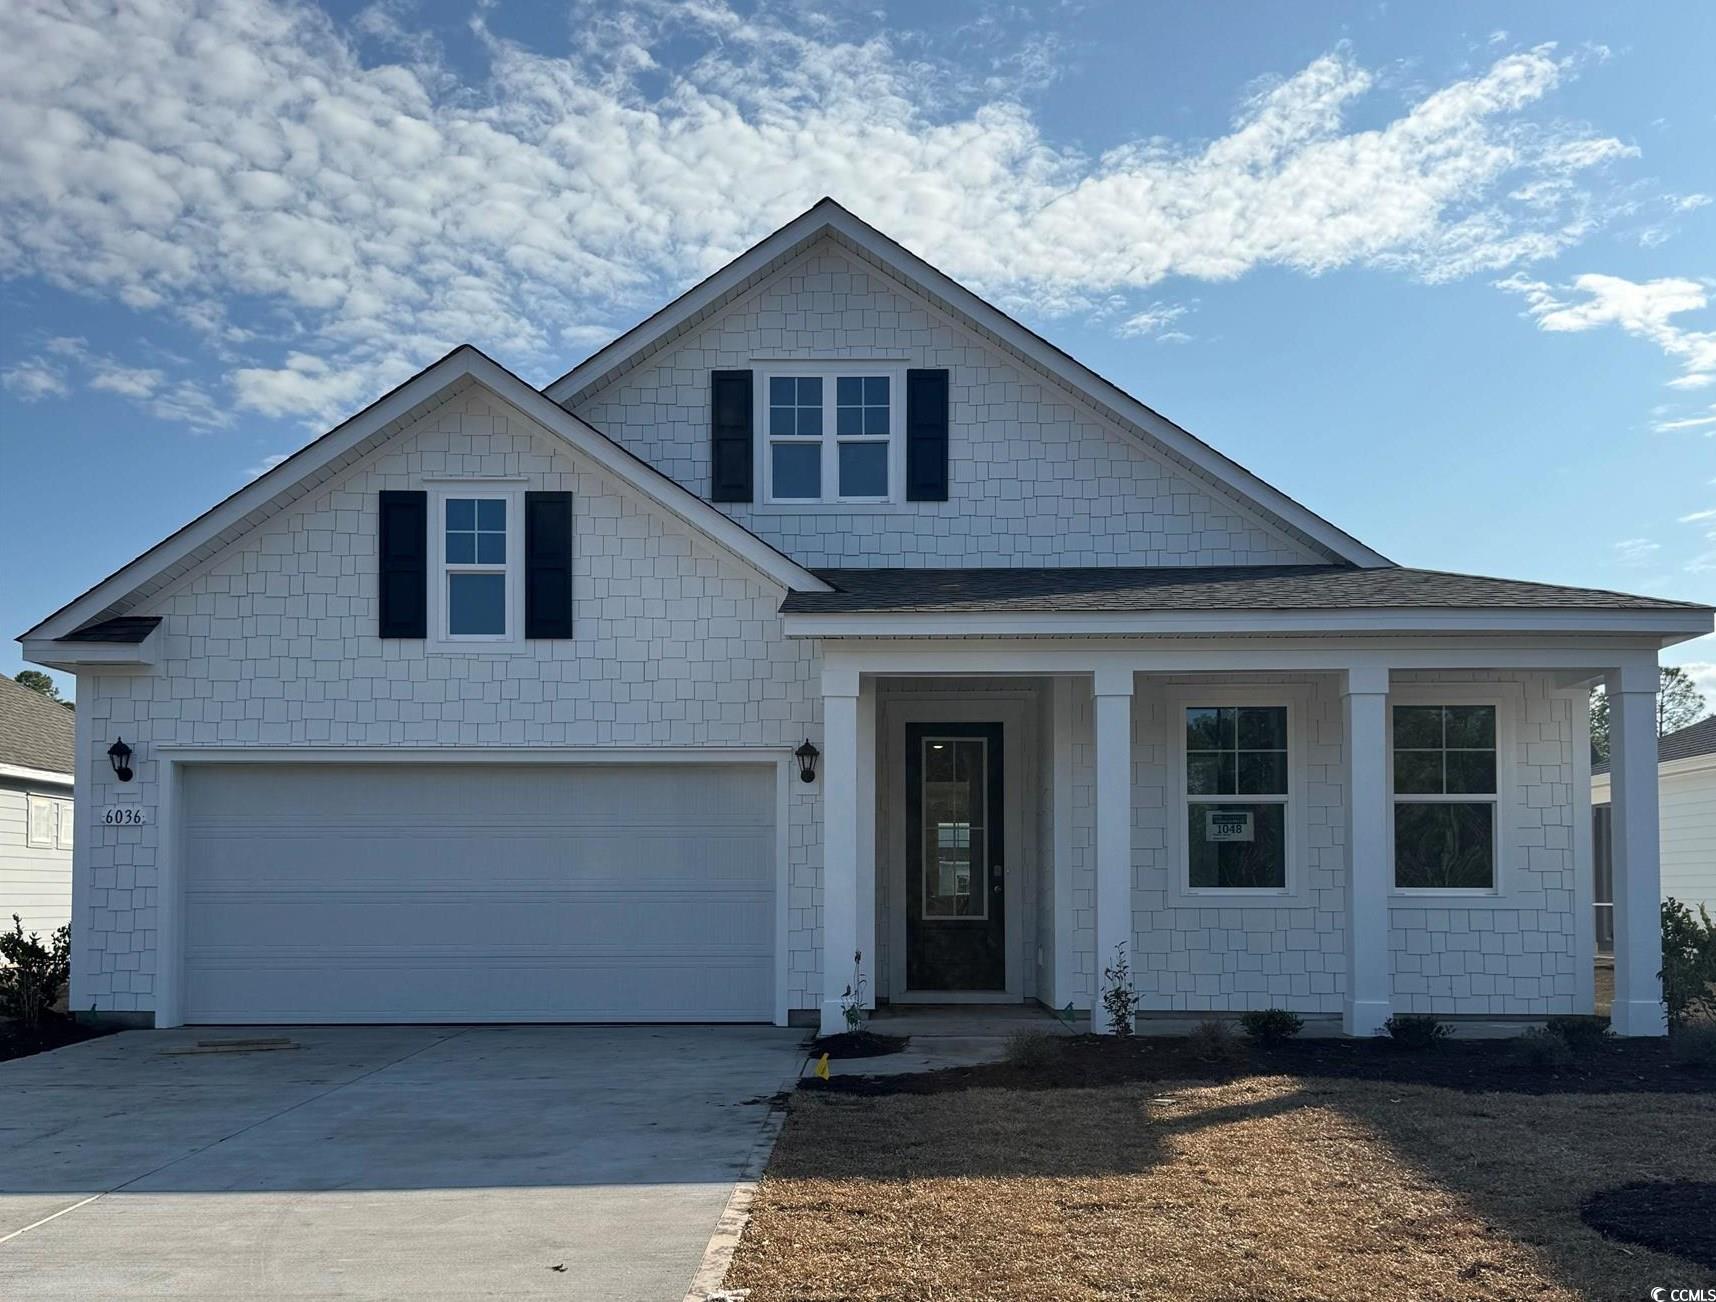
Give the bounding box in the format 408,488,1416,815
905,723,1005,990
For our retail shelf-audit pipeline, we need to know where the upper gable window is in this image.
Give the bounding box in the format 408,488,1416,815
432,489,521,644
764,368,898,504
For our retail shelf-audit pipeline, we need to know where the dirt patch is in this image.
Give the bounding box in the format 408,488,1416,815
1582,1180,1716,1269
807,1029,909,1059
0,1018,115,1064
728,1077,1716,1301
801,1030,1716,1096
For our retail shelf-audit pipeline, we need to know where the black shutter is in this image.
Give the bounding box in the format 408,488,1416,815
377,490,427,638
710,369,753,503
906,368,949,501
525,491,574,639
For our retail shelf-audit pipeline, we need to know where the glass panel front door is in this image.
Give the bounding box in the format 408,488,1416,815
905,722,1005,991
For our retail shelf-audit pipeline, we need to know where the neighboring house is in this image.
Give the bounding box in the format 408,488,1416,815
1593,715,1716,947
0,676,76,939
17,200,1713,1037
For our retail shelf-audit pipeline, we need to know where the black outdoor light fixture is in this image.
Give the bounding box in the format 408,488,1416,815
795,737,820,784
107,737,134,783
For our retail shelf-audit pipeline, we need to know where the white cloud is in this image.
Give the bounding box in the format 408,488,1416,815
0,358,68,400
4,337,228,428
1654,404,1716,434
1679,508,1716,524
1499,271,1716,393
1115,302,1192,342
1613,537,1661,565
244,451,292,479
0,3,1647,423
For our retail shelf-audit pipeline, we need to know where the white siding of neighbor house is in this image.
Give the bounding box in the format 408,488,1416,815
0,782,74,939
1657,766,1716,914
68,385,827,1017
1595,762,1716,916
568,237,1326,570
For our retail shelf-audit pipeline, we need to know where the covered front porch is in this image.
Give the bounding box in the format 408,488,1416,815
809,637,1672,1039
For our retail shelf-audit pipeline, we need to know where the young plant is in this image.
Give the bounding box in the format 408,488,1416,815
1240,1008,1304,1045
1545,1014,1613,1055
1661,898,1716,1025
1513,1027,1573,1071
1100,942,1140,1037
840,951,868,1033
1382,1013,1451,1049
0,915,71,1030
1191,1018,1244,1064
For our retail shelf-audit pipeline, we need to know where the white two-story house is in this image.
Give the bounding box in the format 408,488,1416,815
19,200,1711,1037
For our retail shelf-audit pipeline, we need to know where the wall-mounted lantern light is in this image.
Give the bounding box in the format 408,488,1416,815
795,738,820,784
107,737,134,783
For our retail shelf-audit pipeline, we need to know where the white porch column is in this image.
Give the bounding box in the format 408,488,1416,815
820,667,862,1036
1093,667,1134,1034
1608,664,1667,1037
855,677,877,1010
1342,666,1393,1036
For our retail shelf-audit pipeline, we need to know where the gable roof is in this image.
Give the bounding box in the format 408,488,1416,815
543,197,1390,570
17,348,828,645
0,676,75,777
1593,713,1716,777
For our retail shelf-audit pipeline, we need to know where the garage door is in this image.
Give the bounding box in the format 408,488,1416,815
179,763,776,1024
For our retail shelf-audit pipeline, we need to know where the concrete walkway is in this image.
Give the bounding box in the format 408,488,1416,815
0,1025,802,1300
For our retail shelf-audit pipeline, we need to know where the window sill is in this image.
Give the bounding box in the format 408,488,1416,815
1387,889,1516,910
1169,886,1299,904
744,501,911,514
425,641,535,657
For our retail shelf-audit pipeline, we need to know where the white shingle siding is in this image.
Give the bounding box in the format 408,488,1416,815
71,388,826,1014
1387,673,1581,1015
570,239,1323,569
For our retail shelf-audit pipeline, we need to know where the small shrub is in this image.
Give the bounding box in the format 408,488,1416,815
1669,1024,1716,1069
839,950,868,1033
1546,1014,1613,1055
1513,1027,1574,1071
1191,1018,1244,1064
1382,1013,1451,1049
0,915,71,1030
1004,1029,1062,1070
1101,942,1140,1038
1662,898,1716,1025
1240,1008,1304,1045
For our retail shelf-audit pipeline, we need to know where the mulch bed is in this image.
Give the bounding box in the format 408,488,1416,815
808,1029,909,1058
802,1032,1716,1096
0,1017,116,1064
1582,1180,1716,1269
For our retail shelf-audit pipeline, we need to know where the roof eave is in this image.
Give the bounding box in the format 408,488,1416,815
781,606,1715,641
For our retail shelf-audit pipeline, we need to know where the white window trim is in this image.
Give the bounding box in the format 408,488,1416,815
426,484,526,653
55,797,73,850
1165,685,1309,901
1386,683,1521,903
755,360,906,506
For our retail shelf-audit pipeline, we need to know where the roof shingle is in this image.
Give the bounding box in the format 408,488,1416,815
780,566,1708,616
0,676,75,776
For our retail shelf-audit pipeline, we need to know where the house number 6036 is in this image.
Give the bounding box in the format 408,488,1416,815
100,807,150,826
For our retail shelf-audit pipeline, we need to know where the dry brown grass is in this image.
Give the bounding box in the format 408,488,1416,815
727,1075,1716,1301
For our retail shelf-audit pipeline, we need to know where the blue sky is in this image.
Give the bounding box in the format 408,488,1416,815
2,0,1713,699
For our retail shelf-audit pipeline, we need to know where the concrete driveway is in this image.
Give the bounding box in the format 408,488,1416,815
0,1025,802,1299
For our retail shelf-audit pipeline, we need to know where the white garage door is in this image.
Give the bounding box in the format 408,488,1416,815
180,763,776,1024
